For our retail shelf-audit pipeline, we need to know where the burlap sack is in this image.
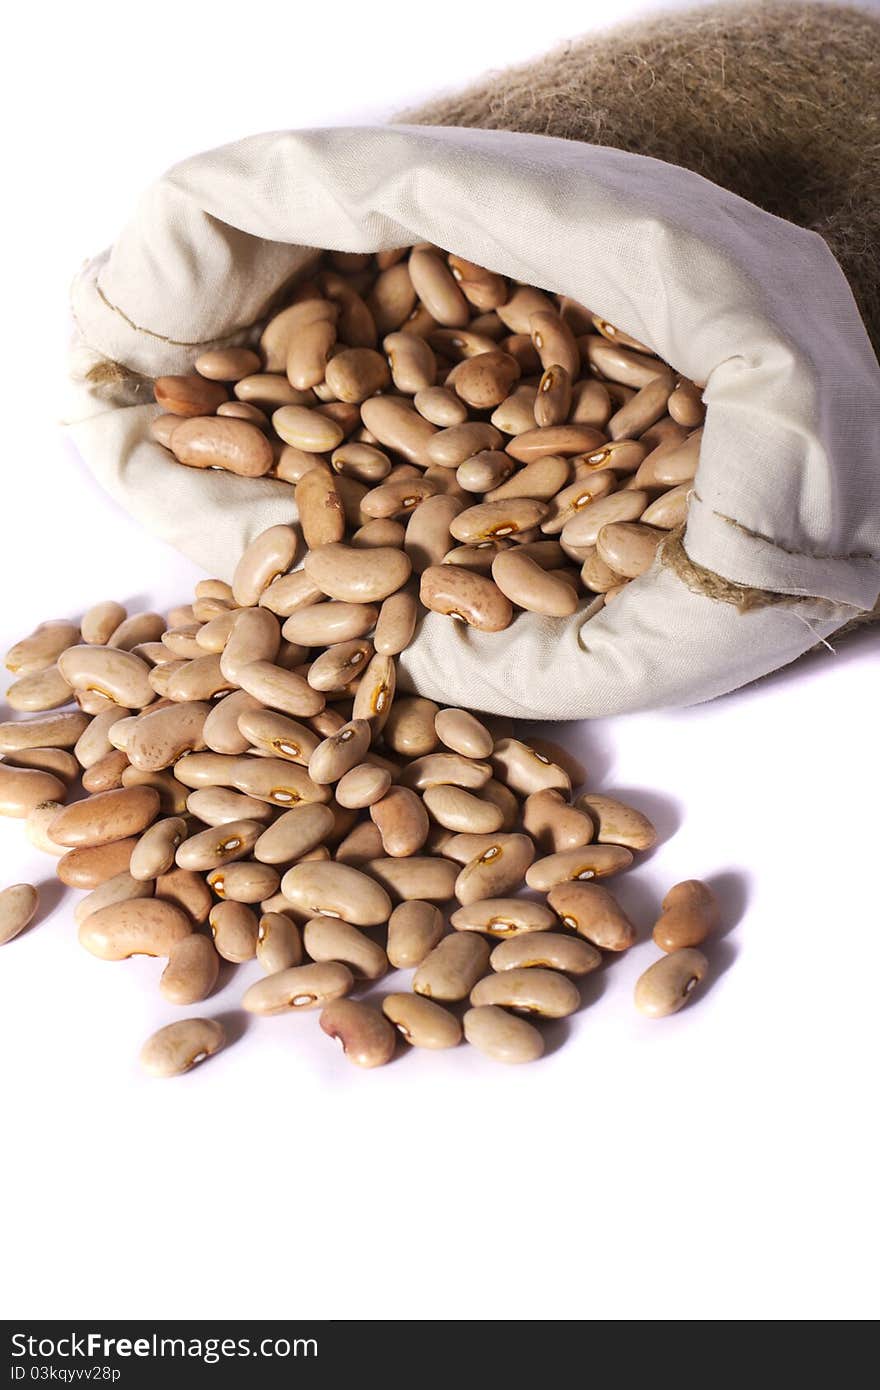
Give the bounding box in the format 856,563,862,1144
66,2,880,720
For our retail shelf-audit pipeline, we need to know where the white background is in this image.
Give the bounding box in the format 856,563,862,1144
1,0,878,1323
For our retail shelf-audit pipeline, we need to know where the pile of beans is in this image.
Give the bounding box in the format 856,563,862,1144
149,246,705,622
0,518,720,1071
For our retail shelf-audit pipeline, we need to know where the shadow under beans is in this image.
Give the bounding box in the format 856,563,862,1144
538,1015,572,1058
578,961,608,1012
213,957,241,995
704,869,750,939
211,1008,251,1049
120,594,154,617
34,876,68,927
606,872,664,945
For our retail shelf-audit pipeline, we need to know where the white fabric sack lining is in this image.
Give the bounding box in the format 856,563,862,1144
66,124,880,719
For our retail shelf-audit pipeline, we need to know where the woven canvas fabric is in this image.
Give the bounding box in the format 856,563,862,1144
67,123,880,717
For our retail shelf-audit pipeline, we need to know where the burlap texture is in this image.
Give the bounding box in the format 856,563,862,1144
402,0,880,358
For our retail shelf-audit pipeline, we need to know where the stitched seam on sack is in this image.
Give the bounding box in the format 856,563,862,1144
713,507,879,562
94,281,267,348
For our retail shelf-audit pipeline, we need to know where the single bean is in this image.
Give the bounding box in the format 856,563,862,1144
480,779,520,832
195,347,261,382
382,993,461,1048
236,708,320,765
175,819,264,871
259,570,324,618
281,860,391,925
491,550,578,616
401,753,491,791
409,247,469,326
414,386,468,427
256,912,303,972
359,396,437,467
232,525,299,607
351,654,396,735
125,701,210,772
154,375,228,417
351,518,408,549
365,856,458,903
596,521,665,579
160,934,220,1004
470,966,580,1018
548,881,637,951
575,793,657,851
242,961,354,1014
370,785,429,857
490,931,601,975
491,738,570,797
506,424,604,464
427,422,503,470
58,646,154,709
0,883,39,945
140,1018,225,1077
218,609,281,686
641,483,692,529
652,879,720,952
454,834,535,905
253,804,335,865
202,691,260,756
170,415,273,476
580,548,623,593
320,999,396,1068
413,931,490,1001
634,429,702,488
130,816,187,880
463,1006,544,1064
236,374,314,408
0,711,89,754
450,897,555,937
526,844,633,889
422,785,503,834
283,603,377,649
522,789,594,854
419,565,512,631
371,590,417,657
668,381,705,427
368,262,417,334
43,789,157,850
79,898,191,959
209,900,259,961
304,915,388,980
634,948,709,1017
237,662,325,718
385,900,444,969
6,620,80,676
304,543,412,603
80,601,127,646
432,708,492,759
207,861,279,905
